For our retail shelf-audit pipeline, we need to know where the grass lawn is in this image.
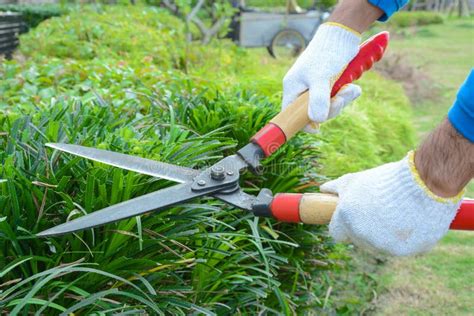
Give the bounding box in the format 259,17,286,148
373,17,474,315
388,17,474,136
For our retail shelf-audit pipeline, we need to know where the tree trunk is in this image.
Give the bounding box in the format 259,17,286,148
459,0,471,16
287,0,303,13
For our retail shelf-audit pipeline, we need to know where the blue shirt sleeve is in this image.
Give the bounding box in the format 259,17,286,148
368,0,410,21
448,69,474,143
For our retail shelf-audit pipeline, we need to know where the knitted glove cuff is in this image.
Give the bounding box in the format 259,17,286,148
407,150,464,204
324,22,361,37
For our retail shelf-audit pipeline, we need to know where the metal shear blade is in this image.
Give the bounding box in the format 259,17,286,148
37,143,258,237
46,143,200,183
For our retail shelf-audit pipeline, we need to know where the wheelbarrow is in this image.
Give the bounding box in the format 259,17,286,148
228,6,327,59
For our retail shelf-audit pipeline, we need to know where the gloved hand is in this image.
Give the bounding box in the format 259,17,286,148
321,151,464,256
282,22,362,131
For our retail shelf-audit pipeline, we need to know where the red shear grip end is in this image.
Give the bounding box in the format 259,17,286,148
270,193,303,223
331,31,389,97
251,123,287,157
450,199,474,230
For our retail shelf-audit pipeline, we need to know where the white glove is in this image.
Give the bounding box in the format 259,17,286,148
282,22,361,130
321,151,463,256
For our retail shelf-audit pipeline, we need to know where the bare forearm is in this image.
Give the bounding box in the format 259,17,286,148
328,0,384,33
415,119,474,198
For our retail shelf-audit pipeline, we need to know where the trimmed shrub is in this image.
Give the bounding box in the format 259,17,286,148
247,0,336,9
19,6,186,67
0,58,342,313
387,11,444,28
0,4,68,29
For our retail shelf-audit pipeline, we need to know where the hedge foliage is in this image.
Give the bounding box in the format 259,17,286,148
0,5,414,314
19,7,185,64
247,0,337,9
387,11,444,28
0,4,69,29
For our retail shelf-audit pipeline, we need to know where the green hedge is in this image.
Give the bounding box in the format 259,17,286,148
247,0,337,9
0,4,69,29
19,6,185,65
0,5,414,314
387,11,444,28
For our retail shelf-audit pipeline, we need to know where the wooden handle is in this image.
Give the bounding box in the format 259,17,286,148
251,31,390,157
270,192,338,225
270,194,474,229
299,193,338,224
270,92,311,141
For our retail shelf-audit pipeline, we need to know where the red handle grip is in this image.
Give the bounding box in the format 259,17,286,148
450,199,474,230
251,31,390,157
330,31,389,97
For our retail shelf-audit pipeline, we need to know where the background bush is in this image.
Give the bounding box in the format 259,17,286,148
19,7,186,66
247,0,337,9
0,4,68,29
0,4,414,314
387,11,444,28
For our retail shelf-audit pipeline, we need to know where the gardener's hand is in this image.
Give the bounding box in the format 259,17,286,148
321,150,464,256
321,119,472,256
282,22,361,132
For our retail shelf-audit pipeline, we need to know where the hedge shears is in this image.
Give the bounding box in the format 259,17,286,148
37,32,474,237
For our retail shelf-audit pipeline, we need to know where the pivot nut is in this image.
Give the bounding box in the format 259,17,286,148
210,165,226,181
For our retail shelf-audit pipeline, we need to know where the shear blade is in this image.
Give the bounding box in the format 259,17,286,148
46,143,199,183
40,144,259,237
36,182,209,237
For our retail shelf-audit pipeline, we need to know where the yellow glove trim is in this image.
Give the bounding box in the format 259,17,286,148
324,22,361,38
408,151,464,204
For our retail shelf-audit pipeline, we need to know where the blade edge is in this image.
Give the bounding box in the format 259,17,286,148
37,182,205,237
46,143,199,183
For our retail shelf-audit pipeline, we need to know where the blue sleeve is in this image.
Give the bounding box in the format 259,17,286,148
368,0,410,21
448,69,474,142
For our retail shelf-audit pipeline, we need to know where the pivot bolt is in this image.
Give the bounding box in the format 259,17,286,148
210,165,226,181
197,180,206,186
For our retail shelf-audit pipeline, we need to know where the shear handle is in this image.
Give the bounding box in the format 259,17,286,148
250,31,390,157
268,193,474,231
